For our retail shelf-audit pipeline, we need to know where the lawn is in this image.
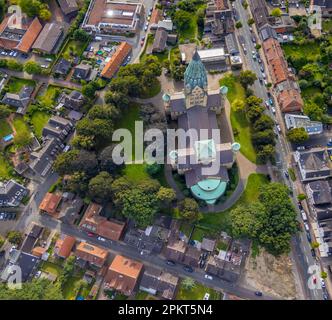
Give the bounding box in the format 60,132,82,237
12,116,31,140
220,74,257,163
29,111,51,138
323,19,332,33
7,77,35,93
62,275,83,300
282,42,320,62
199,173,269,233
37,85,62,108
61,40,87,61
176,281,221,300
39,261,63,277
178,18,198,43
0,118,12,139
115,103,150,183
301,86,322,102
0,154,13,180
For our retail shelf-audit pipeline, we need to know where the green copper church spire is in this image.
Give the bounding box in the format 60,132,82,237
184,48,208,92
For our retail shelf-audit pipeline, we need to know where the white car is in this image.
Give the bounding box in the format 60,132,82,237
97,236,106,242
271,106,276,114
261,72,266,79
321,279,326,288
35,271,42,278
276,124,281,133
204,274,213,280
203,293,210,300
304,222,310,232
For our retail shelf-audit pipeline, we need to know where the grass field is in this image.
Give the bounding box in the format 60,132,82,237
7,78,35,93
176,281,221,300
0,154,13,180
178,17,198,42
282,42,320,62
61,40,87,61
0,118,12,138
30,111,51,138
220,74,257,163
12,116,30,138
37,85,62,108
199,173,269,233
39,261,63,277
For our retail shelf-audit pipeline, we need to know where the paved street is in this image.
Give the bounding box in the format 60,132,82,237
32,213,279,300
234,0,323,300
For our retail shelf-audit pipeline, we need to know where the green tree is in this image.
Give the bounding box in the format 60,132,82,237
0,104,11,119
88,171,113,201
39,8,52,21
73,29,91,42
248,18,255,25
239,70,257,89
232,98,245,112
304,101,324,121
120,189,158,228
252,130,276,147
71,135,95,150
146,162,162,176
24,61,42,75
253,114,274,131
64,171,89,196
286,127,309,143
246,105,265,123
156,187,176,206
173,10,192,31
257,144,275,163
76,118,113,141
137,179,161,194
14,131,32,147
181,277,196,290
179,198,201,222
6,231,23,245
6,59,23,71
271,8,282,17
235,21,243,29
297,193,306,201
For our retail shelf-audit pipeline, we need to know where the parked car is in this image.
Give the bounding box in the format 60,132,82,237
276,124,281,133
204,274,213,280
321,279,326,288
304,222,310,232
284,170,289,179
301,210,308,222
311,249,316,257
260,65,264,72
327,139,332,147
261,72,266,79
35,271,42,278
255,291,263,296
268,98,273,105
271,106,276,114
183,265,194,273
297,146,305,151
258,58,262,64
87,232,95,237
97,236,106,242
166,260,175,266
306,232,311,242
265,100,269,108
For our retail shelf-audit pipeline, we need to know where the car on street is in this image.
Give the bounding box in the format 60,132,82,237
183,265,194,273
321,279,326,288
261,72,266,79
259,77,263,84
327,139,332,147
297,146,305,151
249,27,253,32
301,210,308,222
87,232,95,237
296,3,299,8
311,248,316,257
323,293,329,300
254,291,263,296
304,222,310,232
166,260,175,266
276,124,281,133
204,274,213,280
265,100,269,108
268,98,273,105
35,271,42,278
306,232,311,242
258,58,262,64
260,65,264,72
140,39,144,46
97,236,106,242
252,37,256,43
284,170,289,179
271,106,276,114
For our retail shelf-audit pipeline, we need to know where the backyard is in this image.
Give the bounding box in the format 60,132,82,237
0,153,13,180
37,85,62,108
7,77,36,93
29,110,51,138
61,40,87,62
176,281,222,300
12,116,31,142
220,74,257,163
0,118,11,139
199,173,269,233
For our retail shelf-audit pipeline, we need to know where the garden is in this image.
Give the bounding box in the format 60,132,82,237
220,74,257,163
60,39,88,62
6,77,36,94
176,280,222,300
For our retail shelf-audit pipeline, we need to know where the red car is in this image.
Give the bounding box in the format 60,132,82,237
87,232,95,237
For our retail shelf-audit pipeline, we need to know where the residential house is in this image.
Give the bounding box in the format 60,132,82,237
79,203,126,241
104,255,143,296
54,58,71,76
201,238,216,252
152,28,168,53
42,116,73,141
139,266,179,300
123,228,164,255
294,148,332,181
31,246,47,258
150,8,163,28
21,224,44,254
0,15,42,53
54,235,76,259
164,239,187,263
285,114,323,135
39,192,62,216
58,90,85,111
12,252,40,282
72,63,92,80
275,80,304,113
250,0,271,29
0,179,28,207
306,180,332,221
58,197,84,224
101,42,132,79
57,0,79,18
157,20,173,32
183,246,201,268
32,23,64,54
28,137,62,178
225,33,239,56
82,0,144,35
312,0,332,17
204,9,234,42
2,86,34,114
75,242,108,268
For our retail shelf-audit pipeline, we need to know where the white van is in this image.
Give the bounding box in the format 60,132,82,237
301,210,308,222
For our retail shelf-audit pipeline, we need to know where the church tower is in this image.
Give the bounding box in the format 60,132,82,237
184,49,208,109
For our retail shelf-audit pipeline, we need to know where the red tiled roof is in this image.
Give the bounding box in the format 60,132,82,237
277,88,303,113
101,42,132,79
55,235,76,258
17,17,42,53
150,8,162,25
39,193,62,215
